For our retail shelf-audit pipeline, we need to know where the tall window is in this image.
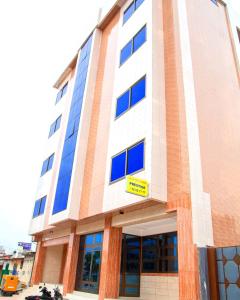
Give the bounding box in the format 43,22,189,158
41,153,54,176
116,76,146,118
55,82,68,104
123,0,145,24
120,26,146,66
48,115,62,138
32,196,47,218
142,232,178,273
110,140,144,182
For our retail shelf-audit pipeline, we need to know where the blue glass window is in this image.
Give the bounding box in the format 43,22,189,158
41,153,54,176
110,152,126,182
39,196,46,215
123,0,145,24
127,141,144,174
135,0,144,9
55,82,68,104
131,77,146,106
115,76,146,118
120,26,146,66
133,26,146,52
110,140,144,183
116,90,130,117
120,40,132,65
123,2,135,24
49,115,62,138
32,196,47,218
142,232,178,273
32,200,41,218
52,35,93,215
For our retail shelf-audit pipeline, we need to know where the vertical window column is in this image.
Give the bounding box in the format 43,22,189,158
52,35,93,215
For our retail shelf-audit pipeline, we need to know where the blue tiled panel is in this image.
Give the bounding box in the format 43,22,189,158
227,284,240,300
223,247,237,260
52,35,93,215
217,261,225,283
224,261,239,283
217,247,240,299
219,284,226,300
216,248,223,260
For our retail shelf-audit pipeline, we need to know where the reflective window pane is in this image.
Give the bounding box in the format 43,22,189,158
116,90,130,117
127,141,144,175
39,196,46,215
133,26,146,52
135,0,144,9
131,77,146,107
123,2,135,24
32,200,40,218
110,151,126,182
120,40,132,65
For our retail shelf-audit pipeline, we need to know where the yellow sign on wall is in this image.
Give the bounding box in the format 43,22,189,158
126,176,149,197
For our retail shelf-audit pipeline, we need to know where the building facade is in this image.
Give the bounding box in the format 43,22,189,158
29,0,240,299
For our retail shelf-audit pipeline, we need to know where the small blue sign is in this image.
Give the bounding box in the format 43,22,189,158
18,242,32,251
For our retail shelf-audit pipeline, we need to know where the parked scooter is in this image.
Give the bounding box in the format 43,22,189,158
25,284,63,300
25,284,52,300
53,286,63,300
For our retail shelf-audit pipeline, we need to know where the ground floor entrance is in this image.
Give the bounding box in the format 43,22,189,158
75,232,103,294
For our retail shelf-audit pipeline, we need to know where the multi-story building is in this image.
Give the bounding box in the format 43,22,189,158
29,0,240,299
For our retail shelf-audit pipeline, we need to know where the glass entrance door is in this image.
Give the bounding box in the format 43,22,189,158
75,232,103,294
120,234,141,297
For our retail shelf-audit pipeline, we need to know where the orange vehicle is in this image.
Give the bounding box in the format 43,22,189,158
0,275,19,296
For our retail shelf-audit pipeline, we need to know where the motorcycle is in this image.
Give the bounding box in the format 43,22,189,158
25,284,63,300
53,286,63,300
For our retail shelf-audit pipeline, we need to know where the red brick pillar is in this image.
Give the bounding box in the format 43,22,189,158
31,240,46,285
177,202,200,300
62,233,80,295
98,216,122,300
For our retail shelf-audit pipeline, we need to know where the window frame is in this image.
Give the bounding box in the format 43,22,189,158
119,25,147,66
109,140,145,184
237,27,240,44
48,115,62,138
32,196,47,218
115,75,146,120
55,82,68,104
41,153,55,177
141,232,178,274
123,0,145,25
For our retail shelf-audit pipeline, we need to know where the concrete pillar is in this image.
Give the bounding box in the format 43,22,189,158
62,233,80,295
98,216,122,300
31,240,46,285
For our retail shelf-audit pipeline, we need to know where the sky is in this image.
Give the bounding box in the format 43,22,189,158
0,0,105,253
0,0,239,253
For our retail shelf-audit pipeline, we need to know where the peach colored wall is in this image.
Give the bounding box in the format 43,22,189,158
42,245,64,284
79,10,120,219
187,0,240,246
163,0,200,298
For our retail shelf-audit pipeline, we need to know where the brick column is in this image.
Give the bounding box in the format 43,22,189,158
62,233,80,295
31,240,46,285
177,203,200,300
98,216,122,300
